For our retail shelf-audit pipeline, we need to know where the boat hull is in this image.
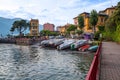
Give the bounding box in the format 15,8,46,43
88,45,98,52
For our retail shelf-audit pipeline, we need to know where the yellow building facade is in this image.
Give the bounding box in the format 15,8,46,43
97,14,107,26
96,6,116,30
57,24,72,35
73,12,92,32
81,12,91,32
99,6,116,17
73,6,116,33
30,19,39,36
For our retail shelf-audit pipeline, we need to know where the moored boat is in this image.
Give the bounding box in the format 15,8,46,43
70,39,88,50
57,39,75,50
88,45,98,52
40,39,50,47
53,39,64,47
78,44,90,51
41,39,64,48
48,39,64,47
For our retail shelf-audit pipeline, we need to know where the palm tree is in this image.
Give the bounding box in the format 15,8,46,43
78,15,84,30
90,10,98,33
10,19,29,36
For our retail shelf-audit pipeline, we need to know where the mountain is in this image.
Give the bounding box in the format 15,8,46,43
0,17,22,37
0,17,43,37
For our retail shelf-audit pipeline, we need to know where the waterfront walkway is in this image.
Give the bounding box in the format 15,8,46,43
100,42,120,80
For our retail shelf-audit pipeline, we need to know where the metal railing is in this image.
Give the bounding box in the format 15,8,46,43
85,42,102,80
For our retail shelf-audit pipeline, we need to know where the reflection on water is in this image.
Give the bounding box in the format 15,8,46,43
0,44,94,80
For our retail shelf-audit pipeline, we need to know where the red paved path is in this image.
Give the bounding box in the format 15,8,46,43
100,42,120,80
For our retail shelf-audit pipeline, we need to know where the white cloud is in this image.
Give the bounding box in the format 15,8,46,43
0,0,119,27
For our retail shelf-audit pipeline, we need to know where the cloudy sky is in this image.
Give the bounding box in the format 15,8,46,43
0,0,119,27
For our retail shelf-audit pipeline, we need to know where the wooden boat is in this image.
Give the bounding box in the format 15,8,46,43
78,44,90,51
88,45,98,52
57,39,75,50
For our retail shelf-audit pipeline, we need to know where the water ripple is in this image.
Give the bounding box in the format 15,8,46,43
0,44,94,80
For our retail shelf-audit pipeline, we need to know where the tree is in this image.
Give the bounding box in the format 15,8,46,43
10,19,29,36
90,10,98,33
105,17,116,32
40,30,59,36
10,27,15,35
98,26,105,32
67,24,77,32
114,25,120,42
40,30,51,36
50,31,59,36
78,15,84,29
104,2,120,41
112,2,120,26
112,2,120,42
75,30,83,35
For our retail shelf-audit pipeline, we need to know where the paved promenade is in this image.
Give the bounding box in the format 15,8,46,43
100,42,120,80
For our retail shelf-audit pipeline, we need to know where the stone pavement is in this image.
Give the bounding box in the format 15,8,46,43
100,42,120,80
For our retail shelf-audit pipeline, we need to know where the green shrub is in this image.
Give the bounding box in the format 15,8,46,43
94,31,100,40
102,31,114,41
114,25,120,42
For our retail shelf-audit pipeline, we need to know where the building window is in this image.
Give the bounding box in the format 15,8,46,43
101,18,104,23
111,11,114,14
33,26,37,29
32,30,38,35
32,23,37,26
32,23,35,26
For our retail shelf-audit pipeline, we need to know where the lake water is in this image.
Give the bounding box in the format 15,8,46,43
0,44,94,80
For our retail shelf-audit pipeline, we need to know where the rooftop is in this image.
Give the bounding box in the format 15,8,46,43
99,6,116,13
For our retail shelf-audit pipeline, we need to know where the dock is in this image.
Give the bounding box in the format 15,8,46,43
0,36,47,45
100,42,120,80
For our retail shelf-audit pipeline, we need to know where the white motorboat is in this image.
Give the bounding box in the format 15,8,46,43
52,39,64,47
57,39,75,50
41,39,64,47
40,39,50,47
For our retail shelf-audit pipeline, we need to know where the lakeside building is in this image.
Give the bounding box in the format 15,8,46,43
73,12,91,32
57,23,72,35
30,19,39,36
73,6,116,33
99,6,116,17
43,23,55,31
56,26,61,32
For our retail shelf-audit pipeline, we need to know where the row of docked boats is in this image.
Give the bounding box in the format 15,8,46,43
40,39,98,52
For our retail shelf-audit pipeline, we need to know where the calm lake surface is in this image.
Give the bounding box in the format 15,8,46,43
0,44,94,80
